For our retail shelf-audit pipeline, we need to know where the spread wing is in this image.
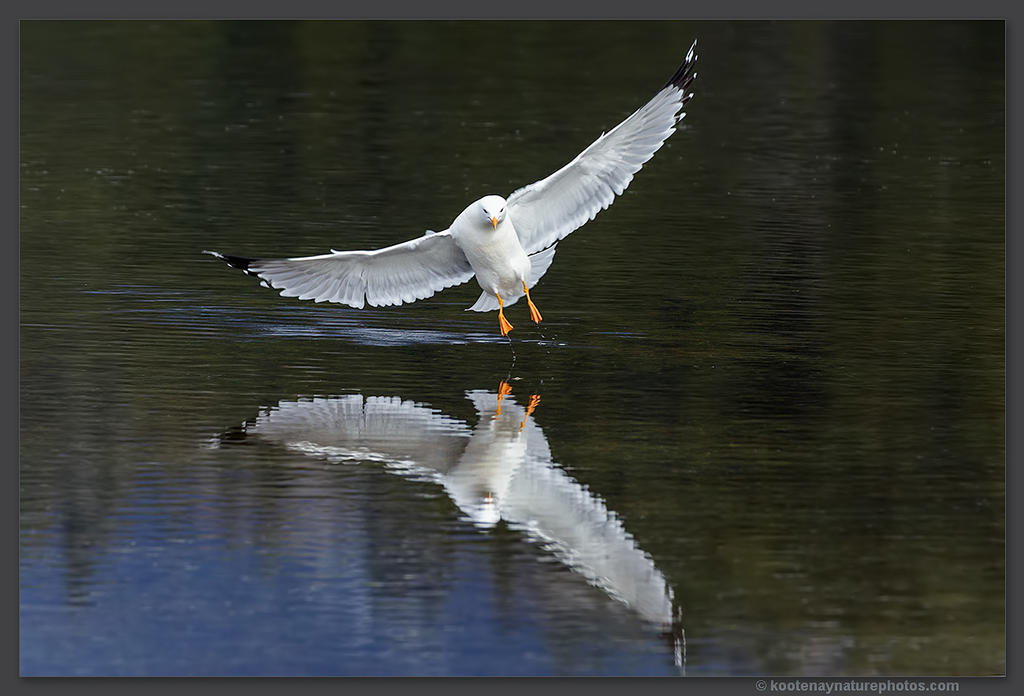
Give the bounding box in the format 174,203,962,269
237,395,472,476
463,390,674,627
506,40,698,255
205,231,475,309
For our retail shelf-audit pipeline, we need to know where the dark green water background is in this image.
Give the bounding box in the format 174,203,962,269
20,21,1004,676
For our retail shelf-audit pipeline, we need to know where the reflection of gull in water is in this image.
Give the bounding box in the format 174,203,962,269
234,384,677,629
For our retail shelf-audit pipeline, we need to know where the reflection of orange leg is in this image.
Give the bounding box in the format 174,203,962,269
522,282,543,324
495,380,513,417
519,394,541,431
497,293,514,335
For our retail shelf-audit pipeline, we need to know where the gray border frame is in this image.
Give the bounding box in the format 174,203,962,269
9,1,1017,695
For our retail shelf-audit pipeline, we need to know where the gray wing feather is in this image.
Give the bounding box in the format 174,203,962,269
245,395,472,475
506,41,697,255
500,455,674,627
209,231,475,309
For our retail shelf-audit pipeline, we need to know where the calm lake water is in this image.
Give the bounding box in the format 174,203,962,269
20,21,1004,676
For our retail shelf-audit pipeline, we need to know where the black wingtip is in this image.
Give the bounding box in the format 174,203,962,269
204,249,255,274
663,39,699,93
222,254,255,273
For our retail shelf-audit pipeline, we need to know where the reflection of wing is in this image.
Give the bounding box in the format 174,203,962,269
464,390,673,627
234,391,674,629
500,459,673,627
244,395,471,476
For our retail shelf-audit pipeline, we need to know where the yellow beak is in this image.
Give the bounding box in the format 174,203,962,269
491,216,499,229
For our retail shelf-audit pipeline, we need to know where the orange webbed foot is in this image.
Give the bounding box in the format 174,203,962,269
496,380,513,417
527,300,543,324
522,282,543,324
496,293,514,336
498,311,514,336
519,394,541,431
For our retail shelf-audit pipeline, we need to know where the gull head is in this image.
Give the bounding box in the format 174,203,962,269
477,195,507,230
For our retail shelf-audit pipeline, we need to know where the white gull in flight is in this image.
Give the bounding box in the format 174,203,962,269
207,41,698,336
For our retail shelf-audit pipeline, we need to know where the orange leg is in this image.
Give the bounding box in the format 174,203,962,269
497,293,514,335
519,394,541,431
522,282,543,324
495,380,513,417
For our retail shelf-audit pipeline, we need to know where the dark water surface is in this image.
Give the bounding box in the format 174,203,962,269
20,21,1004,676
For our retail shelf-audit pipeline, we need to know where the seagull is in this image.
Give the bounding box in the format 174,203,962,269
206,40,698,336
216,386,676,628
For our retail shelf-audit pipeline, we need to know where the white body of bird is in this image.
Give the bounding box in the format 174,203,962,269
449,194,532,310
